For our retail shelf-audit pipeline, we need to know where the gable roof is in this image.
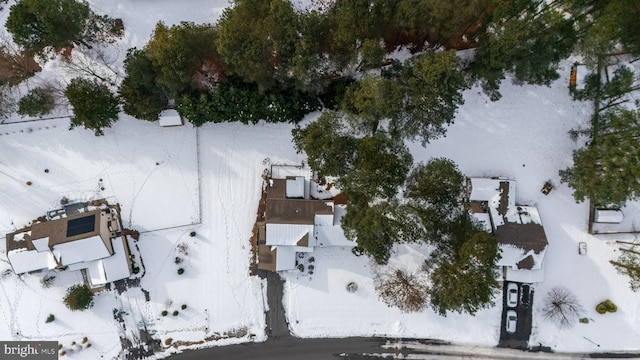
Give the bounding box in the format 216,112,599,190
467,178,549,273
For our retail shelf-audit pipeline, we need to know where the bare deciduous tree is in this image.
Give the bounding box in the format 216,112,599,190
542,286,584,329
374,268,428,313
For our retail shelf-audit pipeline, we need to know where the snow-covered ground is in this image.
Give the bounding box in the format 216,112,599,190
283,67,640,352
0,0,639,358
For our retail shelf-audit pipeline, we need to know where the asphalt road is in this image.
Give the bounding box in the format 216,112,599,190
169,337,393,360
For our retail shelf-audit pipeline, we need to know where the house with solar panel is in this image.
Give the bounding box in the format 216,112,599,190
5,202,132,288
257,165,354,272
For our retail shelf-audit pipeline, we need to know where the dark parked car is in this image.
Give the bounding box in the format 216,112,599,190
521,284,530,307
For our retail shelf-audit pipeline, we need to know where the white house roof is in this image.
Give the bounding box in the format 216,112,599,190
286,176,305,198
97,238,130,284
472,212,493,232
159,109,183,127
594,209,624,223
52,235,111,266
505,267,545,283
310,206,354,247
32,237,50,252
274,246,297,271
266,223,314,246
7,248,57,274
271,165,311,180
64,238,130,286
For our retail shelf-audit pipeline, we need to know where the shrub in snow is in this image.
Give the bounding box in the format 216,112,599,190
82,337,88,344
346,282,358,293
172,310,179,316
181,304,187,310
374,268,428,313
189,231,196,237
63,284,94,311
45,314,55,323
542,287,584,329
177,243,189,255
26,181,32,186
161,310,168,316
177,268,184,275
132,266,140,274
41,275,55,288
174,257,182,264
164,338,173,346
596,299,617,314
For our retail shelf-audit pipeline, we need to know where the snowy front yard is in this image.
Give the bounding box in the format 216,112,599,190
0,0,639,358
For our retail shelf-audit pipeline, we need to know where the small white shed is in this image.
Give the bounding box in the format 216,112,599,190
158,109,184,127
594,209,624,223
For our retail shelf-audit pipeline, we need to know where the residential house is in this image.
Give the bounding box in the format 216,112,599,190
467,178,549,283
5,204,132,288
257,165,354,272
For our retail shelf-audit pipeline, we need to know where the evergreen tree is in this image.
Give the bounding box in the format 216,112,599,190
428,226,500,316
215,0,299,90
325,0,393,69
5,0,122,54
177,76,319,126
470,0,577,100
18,87,56,117
291,111,357,177
611,250,640,292
396,50,466,144
341,74,403,135
405,158,466,244
119,48,168,121
340,133,413,199
65,78,119,136
560,108,640,205
289,9,332,94
63,284,94,311
341,195,403,265
145,22,221,95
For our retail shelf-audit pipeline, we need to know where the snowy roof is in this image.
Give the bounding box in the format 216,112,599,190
52,235,111,266
495,206,548,270
59,238,130,286
575,65,588,91
32,237,50,252
7,248,57,274
594,209,624,223
286,176,305,198
266,223,314,246
472,213,492,232
159,109,183,127
274,246,297,271
310,206,353,247
505,267,545,283
271,164,311,180
83,237,131,286
468,178,548,271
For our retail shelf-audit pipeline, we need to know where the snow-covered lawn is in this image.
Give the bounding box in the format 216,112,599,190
283,68,640,352
0,0,639,358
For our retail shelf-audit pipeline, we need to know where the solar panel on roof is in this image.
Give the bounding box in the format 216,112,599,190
66,215,96,237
